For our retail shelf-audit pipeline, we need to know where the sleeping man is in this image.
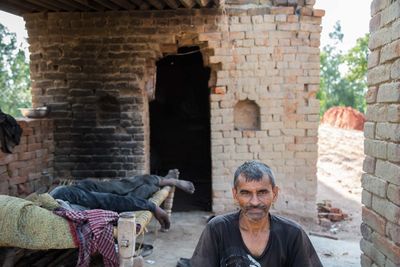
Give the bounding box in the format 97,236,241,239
50,169,194,230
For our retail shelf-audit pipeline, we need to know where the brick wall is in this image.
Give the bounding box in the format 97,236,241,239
361,0,400,266
0,119,54,197
207,7,322,217
24,2,322,218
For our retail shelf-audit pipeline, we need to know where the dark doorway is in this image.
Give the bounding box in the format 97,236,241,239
150,46,212,211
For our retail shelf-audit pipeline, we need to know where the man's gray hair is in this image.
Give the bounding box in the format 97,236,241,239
233,160,276,188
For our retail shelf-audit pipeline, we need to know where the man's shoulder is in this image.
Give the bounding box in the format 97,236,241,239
270,213,305,233
207,211,239,227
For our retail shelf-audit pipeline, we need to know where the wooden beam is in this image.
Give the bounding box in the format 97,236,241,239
25,0,63,11
143,0,165,9
73,0,106,11
163,0,180,9
6,0,41,11
56,0,92,11
92,0,122,10
0,0,219,14
178,0,195,8
0,3,26,16
36,0,76,11
0,0,39,15
109,0,137,10
130,0,150,10
212,0,220,7
195,0,211,7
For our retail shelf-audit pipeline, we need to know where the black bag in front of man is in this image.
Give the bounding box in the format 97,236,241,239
0,108,22,153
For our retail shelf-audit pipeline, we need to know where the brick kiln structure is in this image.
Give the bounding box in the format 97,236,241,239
361,0,400,266
2,0,323,218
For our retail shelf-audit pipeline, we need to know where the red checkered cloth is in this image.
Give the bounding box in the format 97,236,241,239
54,208,119,267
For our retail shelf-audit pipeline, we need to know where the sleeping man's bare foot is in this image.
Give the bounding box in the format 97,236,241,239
174,180,195,194
159,169,195,194
165,169,180,179
159,178,195,194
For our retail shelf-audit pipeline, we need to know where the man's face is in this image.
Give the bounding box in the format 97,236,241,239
232,174,278,222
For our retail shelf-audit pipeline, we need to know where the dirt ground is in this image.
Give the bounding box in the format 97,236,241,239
316,124,363,241
140,123,364,267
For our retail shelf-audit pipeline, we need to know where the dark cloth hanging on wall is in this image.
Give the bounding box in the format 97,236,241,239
0,109,22,153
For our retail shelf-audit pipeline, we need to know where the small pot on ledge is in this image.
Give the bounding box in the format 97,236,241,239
19,107,49,118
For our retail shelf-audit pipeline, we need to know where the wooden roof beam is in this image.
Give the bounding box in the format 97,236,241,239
57,0,92,11
109,0,137,10
25,0,63,11
6,0,41,11
163,0,180,9
73,0,107,11
178,0,195,8
144,0,165,10
1,0,39,15
0,3,27,15
35,0,77,11
130,0,150,10
92,0,122,10
195,0,211,7
213,0,221,7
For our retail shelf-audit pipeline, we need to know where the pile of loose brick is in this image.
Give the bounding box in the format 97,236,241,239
317,200,348,223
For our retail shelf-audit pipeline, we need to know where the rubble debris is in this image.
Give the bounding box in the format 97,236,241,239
317,200,348,222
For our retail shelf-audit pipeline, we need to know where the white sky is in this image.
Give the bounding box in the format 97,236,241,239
315,0,372,52
0,0,372,53
0,11,28,50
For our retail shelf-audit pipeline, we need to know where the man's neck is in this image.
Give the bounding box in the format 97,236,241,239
239,212,270,234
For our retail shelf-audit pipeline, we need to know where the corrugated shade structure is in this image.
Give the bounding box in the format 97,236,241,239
0,0,222,15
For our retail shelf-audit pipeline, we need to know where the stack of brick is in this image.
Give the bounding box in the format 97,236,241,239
361,0,400,266
317,201,348,223
0,118,54,197
24,1,322,218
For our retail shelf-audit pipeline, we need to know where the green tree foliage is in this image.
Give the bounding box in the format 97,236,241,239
318,21,369,115
0,23,31,117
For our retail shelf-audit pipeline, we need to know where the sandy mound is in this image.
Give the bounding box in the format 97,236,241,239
321,106,365,131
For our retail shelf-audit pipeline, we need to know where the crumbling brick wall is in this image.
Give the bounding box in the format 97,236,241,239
24,1,322,218
0,119,54,197
361,0,400,266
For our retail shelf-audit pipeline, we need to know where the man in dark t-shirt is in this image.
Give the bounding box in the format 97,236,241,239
190,161,322,267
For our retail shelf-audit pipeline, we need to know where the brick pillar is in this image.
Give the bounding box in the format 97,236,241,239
361,0,400,266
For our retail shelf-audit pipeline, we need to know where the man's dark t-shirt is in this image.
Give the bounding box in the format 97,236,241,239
191,211,322,267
